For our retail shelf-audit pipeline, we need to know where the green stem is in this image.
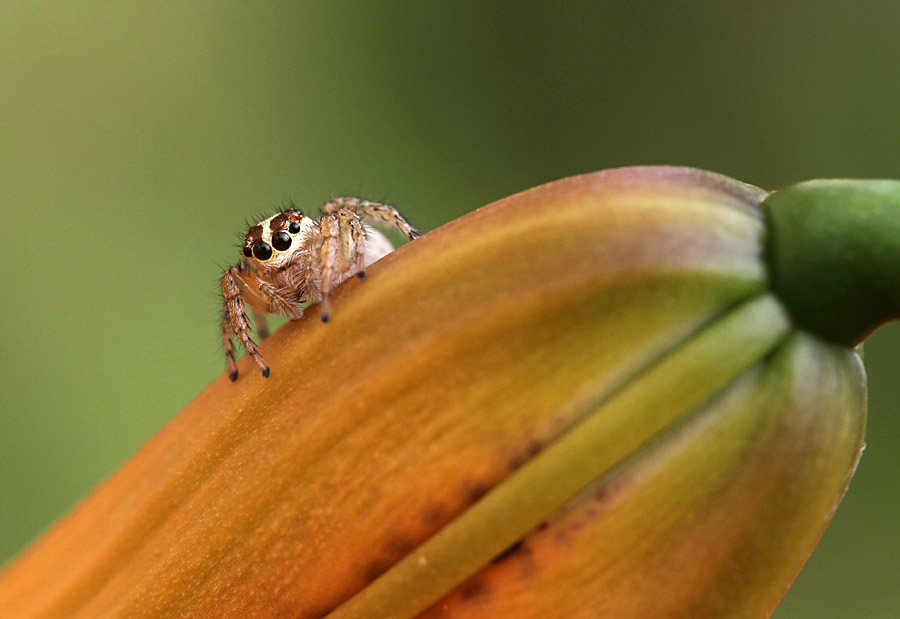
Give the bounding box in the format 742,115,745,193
763,179,900,346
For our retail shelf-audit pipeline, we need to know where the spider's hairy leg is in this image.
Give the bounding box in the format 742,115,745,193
317,215,341,323
323,197,420,240
250,308,270,340
221,306,240,381
317,208,370,323
221,265,271,380
338,207,368,279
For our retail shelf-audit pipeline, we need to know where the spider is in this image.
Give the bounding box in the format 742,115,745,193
221,197,419,381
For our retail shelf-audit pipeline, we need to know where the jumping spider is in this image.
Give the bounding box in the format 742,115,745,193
221,197,419,381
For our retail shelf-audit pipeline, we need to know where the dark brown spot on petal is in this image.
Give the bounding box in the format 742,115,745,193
362,558,392,584
460,581,489,601
594,486,611,504
466,481,490,504
509,439,544,470
491,539,524,563
387,534,415,558
425,503,447,525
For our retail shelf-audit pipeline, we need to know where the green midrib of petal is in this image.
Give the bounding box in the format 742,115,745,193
763,179,900,346
328,294,791,619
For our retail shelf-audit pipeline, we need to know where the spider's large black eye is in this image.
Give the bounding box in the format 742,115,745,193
272,231,292,251
252,241,272,260
242,246,252,258
288,221,301,234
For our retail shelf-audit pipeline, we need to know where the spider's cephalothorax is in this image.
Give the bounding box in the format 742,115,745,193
221,197,419,381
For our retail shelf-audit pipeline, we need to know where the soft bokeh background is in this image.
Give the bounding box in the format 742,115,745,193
1,2,898,616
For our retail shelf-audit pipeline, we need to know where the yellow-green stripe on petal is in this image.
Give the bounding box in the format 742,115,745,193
417,334,865,618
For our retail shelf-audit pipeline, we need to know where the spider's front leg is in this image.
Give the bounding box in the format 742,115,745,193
221,265,305,380
222,266,270,380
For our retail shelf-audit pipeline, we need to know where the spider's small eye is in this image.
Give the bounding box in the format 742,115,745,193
252,241,273,260
242,246,252,258
288,221,301,234
272,231,292,251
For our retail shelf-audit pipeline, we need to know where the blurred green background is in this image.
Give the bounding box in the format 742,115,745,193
1,2,898,616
